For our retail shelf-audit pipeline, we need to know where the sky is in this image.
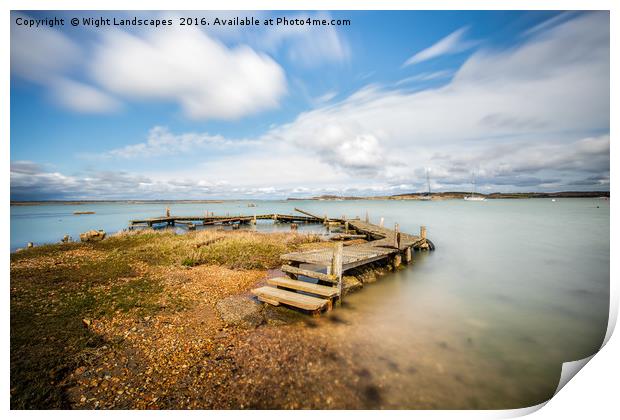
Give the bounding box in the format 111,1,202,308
10,10,610,200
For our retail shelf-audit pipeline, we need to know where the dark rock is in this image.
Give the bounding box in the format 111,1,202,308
342,276,362,295
263,304,306,326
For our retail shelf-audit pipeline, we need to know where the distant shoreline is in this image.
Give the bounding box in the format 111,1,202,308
10,191,609,206
287,191,611,201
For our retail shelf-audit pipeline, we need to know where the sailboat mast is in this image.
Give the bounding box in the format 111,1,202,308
426,169,431,195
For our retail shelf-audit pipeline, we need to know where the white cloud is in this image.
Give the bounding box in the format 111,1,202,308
11,13,610,199
11,15,119,114
11,14,80,83
395,70,454,86
11,13,288,120
51,78,121,113
90,27,287,120
263,12,609,187
99,126,259,159
313,90,338,105
259,12,350,67
403,26,477,67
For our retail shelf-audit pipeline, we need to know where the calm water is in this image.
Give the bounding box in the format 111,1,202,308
10,199,610,407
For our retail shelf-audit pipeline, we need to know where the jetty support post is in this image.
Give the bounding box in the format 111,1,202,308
166,207,171,217
332,242,344,305
393,253,402,269
420,226,427,240
392,223,402,269
287,261,300,279
405,246,412,263
394,223,401,248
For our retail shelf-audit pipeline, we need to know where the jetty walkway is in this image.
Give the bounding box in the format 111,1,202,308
253,214,433,315
130,207,434,316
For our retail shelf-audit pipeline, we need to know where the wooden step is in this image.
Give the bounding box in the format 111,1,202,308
268,277,339,298
281,265,337,283
252,286,329,311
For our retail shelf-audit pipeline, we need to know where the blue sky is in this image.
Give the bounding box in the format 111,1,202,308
10,10,610,200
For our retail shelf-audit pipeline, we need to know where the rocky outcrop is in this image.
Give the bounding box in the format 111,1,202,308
342,276,363,295
79,230,106,242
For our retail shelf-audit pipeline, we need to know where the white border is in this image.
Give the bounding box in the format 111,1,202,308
2,1,616,418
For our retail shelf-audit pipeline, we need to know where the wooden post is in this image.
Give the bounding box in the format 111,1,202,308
393,253,402,269
420,226,427,239
394,223,401,248
344,220,349,232
365,211,369,223
323,214,328,225
379,217,384,227
288,261,300,279
332,242,344,304
251,214,257,225
405,247,412,263
165,207,171,217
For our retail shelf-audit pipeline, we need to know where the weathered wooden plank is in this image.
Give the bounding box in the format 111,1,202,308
281,265,337,283
252,286,328,311
294,208,326,221
342,253,390,271
267,277,338,298
282,245,395,267
330,234,367,240
257,296,280,306
258,296,280,306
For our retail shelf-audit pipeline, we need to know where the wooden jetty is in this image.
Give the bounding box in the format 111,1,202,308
129,207,433,316
253,214,433,316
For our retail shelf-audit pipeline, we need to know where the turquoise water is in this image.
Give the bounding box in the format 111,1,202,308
10,198,610,407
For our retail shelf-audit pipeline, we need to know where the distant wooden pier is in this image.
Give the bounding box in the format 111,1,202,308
129,212,326,230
